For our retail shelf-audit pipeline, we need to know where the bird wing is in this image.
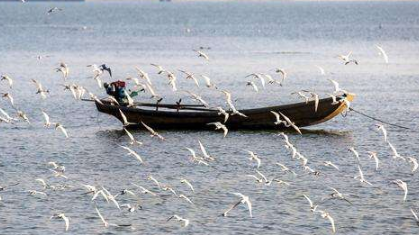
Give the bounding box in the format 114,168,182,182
42,111,50,124
376,45,389,63
223,200,242,216
411,208,419,221
119,110,130,125
327,215,336,233
198,140,209,158
62,215,70,231
57,125,68,138
95,207,108,227
303,195,313,207
124,128,135,142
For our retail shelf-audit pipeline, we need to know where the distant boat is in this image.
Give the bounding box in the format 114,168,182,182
92,93,355,130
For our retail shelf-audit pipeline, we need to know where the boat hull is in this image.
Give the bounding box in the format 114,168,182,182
95,93,354,130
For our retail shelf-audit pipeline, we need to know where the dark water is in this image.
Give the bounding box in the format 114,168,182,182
0,1,419,234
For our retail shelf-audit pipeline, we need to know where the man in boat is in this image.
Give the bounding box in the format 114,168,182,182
104,81,128,105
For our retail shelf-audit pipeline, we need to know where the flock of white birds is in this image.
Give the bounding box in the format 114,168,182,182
0,5,418,234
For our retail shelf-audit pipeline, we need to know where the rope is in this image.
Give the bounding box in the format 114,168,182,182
348,107,410,130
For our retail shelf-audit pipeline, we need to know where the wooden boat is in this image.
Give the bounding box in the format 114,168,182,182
94,93,354,130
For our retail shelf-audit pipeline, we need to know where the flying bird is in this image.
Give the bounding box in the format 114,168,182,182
99,64,112,77
141,121,165,140
392,179,408,201
223,192,252,217
207,122,228,137
50,213,70,232
375,45,389,64
55,123,68,138
167,215,189,227
1,75,13,89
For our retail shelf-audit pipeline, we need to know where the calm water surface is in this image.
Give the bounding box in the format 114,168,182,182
0,1,419,234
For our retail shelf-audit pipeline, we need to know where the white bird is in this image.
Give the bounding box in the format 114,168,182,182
180,179,194,192
247,151,261,168
186,147,199,162
367,151,380,170
392,179,408,201
32,79,48,99
275,162,297,176
215,106,229,123
161,186,177,196
323,161,340,170
35,178,49,190
145,83,159,99
55,123,68,138
179,194,194,204
47,7,63,14
132,183,157,196
194,50,209,60
120,145,144,164
328,79,347,94
410,208,419,226
309,92,319,112
246,73,265,88
223,192,252,217
50,213,70,232
150,63,166,74
275,68,287,86
291,90,310,103
270,111,284,125
328,187,351,204
375,45,389,64
329,94,340,105
28,190,47,197
198,140,214,161
17,110,30,124
339,51,352,62
355,165,372,186
167,71,177,91
92,190,109,202
246,81,259,92
0,108,15,122
407,157,418,173
375,124,388,142
135,67,152,85
167,215,189,227
388,141,405,161
1,93,14,107
141,121,165,140
349,147,361,163
1,75,13,89
55,62,69,80
101,187,121,210
123,128,142,145
89,92,104,105
187,92,210,108
42,111,54,128
119,109,135,127
201,75,215,88
315,65,325,75
147,175,161,189
260,73,276,84
87,64,103,79
303,194,318,212
95,207,119,227
179,70,200,87
277,111,302,135
318,210,336,234
207,122,228,137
